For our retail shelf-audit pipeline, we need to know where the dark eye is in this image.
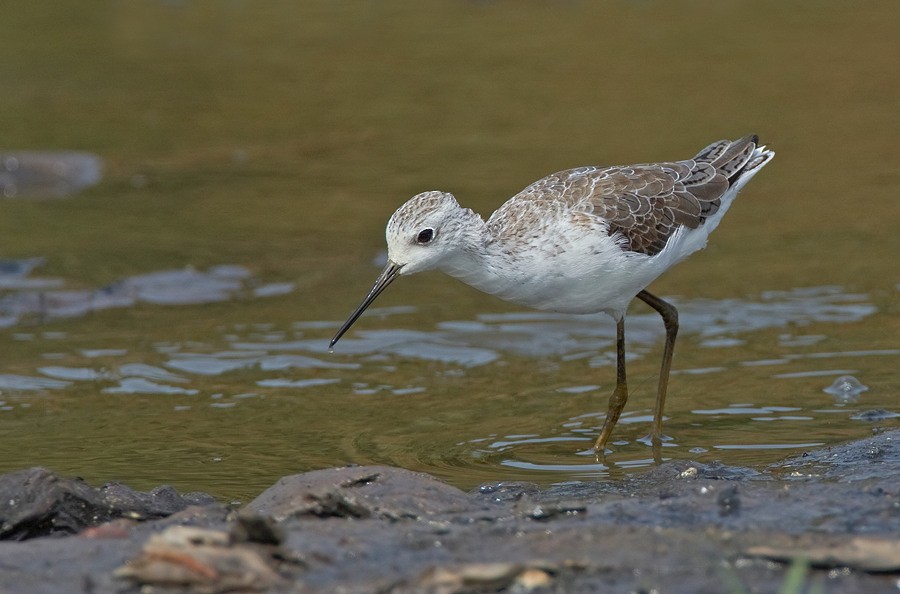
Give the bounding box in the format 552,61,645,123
416,228,435,244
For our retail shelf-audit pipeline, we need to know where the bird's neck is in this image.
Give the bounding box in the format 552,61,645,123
437,220,523,300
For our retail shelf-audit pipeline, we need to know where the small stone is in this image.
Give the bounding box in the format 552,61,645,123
679,467,698,479
514,568,553,590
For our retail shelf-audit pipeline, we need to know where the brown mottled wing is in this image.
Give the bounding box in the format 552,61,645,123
512,135,759,256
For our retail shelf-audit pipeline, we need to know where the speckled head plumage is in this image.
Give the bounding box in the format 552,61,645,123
384,190,482,276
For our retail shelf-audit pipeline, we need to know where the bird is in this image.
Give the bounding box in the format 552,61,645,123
330,135,774,452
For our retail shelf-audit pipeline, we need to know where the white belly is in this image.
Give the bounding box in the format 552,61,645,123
441,223,709,318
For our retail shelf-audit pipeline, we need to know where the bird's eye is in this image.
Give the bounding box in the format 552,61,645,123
416,228,435,244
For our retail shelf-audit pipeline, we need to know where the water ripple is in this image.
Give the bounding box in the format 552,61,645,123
0,260,296,327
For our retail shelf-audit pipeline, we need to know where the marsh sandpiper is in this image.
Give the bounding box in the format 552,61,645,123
331,135,774,452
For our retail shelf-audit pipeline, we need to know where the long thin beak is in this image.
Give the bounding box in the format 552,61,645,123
329,261,403,349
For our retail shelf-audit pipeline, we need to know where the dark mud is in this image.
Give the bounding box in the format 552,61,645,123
0,429,897,593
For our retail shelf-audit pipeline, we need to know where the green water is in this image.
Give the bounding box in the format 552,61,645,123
0,2,897,503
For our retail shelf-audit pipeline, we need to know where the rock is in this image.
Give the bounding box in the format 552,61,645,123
397,562,536,594
0,467,216,541
745,535,900,572
245,465,477,521
115,525,292,592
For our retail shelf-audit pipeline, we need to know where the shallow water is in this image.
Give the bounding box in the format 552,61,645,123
0,268,896,501
0,2,898,503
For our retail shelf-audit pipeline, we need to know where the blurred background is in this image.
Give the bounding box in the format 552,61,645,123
0,1,897,503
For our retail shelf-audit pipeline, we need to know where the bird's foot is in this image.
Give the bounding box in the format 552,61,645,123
589,445,612,460
636,433,675,447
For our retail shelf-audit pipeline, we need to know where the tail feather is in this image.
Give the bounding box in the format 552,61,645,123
729,135,775,191
692,134,773,186
693,139,731,163
699,135,774,187
692,135,774,230
711,135,757,182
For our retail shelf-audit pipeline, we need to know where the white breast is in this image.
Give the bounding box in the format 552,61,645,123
440,215,708,318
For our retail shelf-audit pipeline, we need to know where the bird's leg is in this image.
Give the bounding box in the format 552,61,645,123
594,317,628,452
636,290,678,445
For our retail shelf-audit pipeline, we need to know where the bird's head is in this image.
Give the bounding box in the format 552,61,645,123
384,190,473,275
330,191,477,348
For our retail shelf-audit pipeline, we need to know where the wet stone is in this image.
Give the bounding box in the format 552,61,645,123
851,409,900,422
245,465,479,521
0,467,216,541
475,480,542,504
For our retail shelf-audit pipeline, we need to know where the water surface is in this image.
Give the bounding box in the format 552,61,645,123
0,2,897,502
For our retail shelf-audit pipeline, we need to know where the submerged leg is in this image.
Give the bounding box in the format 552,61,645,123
594,317,628,452
636,289,679,443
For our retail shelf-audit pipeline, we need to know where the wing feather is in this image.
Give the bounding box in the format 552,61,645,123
490,135,765,256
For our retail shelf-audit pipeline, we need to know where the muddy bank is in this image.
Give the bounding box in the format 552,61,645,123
0,429,897,593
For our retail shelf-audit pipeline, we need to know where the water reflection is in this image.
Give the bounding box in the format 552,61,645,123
5,265,878,377
275,285,878,365
103,378,199,395
2,280,897,496
0,151,102,199
6,284,891,405
0,259,295,327
822,375,868,404
0,374,71,390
